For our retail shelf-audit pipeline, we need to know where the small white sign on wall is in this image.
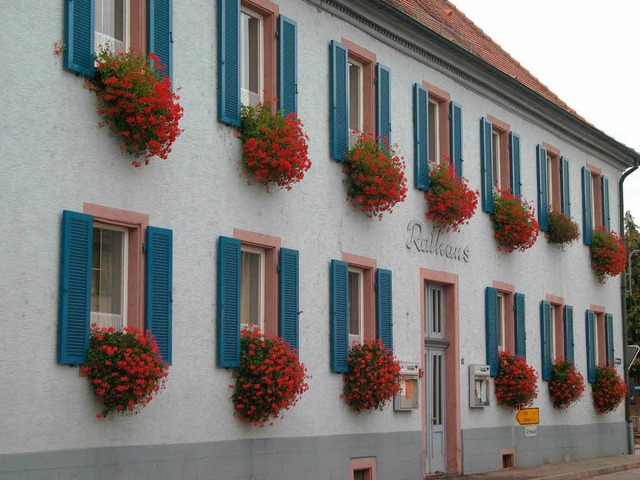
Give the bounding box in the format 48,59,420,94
524,426,537,437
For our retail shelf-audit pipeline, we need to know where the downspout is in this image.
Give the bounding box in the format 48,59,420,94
619,159,639,454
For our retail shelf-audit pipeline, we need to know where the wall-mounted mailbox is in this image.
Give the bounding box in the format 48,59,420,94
394,362,420,411
469,364,490,408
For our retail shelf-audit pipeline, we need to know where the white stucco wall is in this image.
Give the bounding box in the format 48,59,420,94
0,0,626,457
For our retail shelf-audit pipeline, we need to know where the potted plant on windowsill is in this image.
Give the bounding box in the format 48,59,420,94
343,133,408,220
341,339,402,412
230,327,309,427
425,161,478,232
80,325,169,418
548,358,585,410
491,191,540,253
591,365,626,414
240,99,311,192
590,227,627,284
494,351,539,410
95,48,184,167
547,211,580,250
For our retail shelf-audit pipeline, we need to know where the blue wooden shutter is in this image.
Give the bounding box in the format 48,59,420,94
278,15,298,116
58,210,93,364
510,132,521,197
146,226,173,364
586,310,596,383
582,167,594,245
413,83,429,191
64,0,95,77
602,176,611,232
540,301,552,381
450,102,463,179
217,0,241,126
564,305,574,363
279,248,299,352
330,260,349,372
485,287,499,377
561,156,571,216
376,269,393,352
148,0,173,81
376,64,391,145
330,41,349,162
217,236,241,367
514,292,526,360
480,117,494,213
605,313,614,365
536,145,549,231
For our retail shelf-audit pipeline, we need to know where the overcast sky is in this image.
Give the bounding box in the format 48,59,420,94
450,0,640,229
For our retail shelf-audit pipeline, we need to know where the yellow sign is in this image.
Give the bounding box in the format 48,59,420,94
516,407,539,425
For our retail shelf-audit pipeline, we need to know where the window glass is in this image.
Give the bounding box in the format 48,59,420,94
428,100,439,163
241,247,265,330
241,9,263,107
492,130,501,190
348,61,363,145
95,0,129,53
547,154,554,212
91,225,127,329
549,305,556,360
348,269,363,344
497,293,505,351
426,284,444,338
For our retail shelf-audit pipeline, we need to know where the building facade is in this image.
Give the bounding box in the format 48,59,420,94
1,0,639,478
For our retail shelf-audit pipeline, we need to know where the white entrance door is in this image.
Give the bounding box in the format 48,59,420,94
425,284,447,474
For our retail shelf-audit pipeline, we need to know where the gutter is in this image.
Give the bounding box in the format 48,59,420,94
620,159,639,454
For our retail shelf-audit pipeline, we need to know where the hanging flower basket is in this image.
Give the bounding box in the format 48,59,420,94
341,339,402,412
241,100,311,191
230,327,309,427
548,358,585,410
590,228,627,284
95,48,184,167
494,352,539,410
425,162,478,232
343,133,408,220
492,191,540,253
80,325,169,418
547,211,580,250
592,365,627,414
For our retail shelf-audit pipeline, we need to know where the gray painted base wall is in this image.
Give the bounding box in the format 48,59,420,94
0,431,422,480
462,422,627,474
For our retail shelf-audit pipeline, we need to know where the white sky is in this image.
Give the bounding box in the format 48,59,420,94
450,0,640,227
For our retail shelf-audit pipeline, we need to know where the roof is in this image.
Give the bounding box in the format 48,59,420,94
385,0,580,117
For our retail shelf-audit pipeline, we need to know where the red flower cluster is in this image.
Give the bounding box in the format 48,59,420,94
494,351,539,410
548,358,585,410
231,327,309,427
80,325,168,418
492,191,540,253
95,48,184,167
590,227,627,284
53,40,66,58
241,99,311,191
547,211,580,250
343,133,408,220
426,162,478,232
341,339,402,412
592,365,627,414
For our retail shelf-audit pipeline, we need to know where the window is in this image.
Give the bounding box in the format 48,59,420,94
540,297,575,381
218,0,298,126
330,254,393,372
351,457,377,480
95,0,129,53
64,0,172,79
536,143,571,231
426,284,445,338
485,283,525,376
91,224,128,329
582,164,611,245
217,231,300,368
330,39,390,161
413,82,463,190
58,205,173,365
480,116,521,213
585,307,614,383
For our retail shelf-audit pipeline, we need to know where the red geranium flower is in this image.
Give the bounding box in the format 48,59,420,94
494,351,538,410
548,358,585,410
590,228,627,284
426,161,478,232
591,365,626,414
492,191,540,253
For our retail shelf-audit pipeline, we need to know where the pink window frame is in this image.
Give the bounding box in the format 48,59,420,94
590,303,607,366
341,38,377,135
342,252,377,341
233,228,281,338
587,163,605,228
493,281,515,353
242,0,279,102
546,294,565,360
542,142,562,214
423,81,451,165
350,457,377,480
83,203,149,332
